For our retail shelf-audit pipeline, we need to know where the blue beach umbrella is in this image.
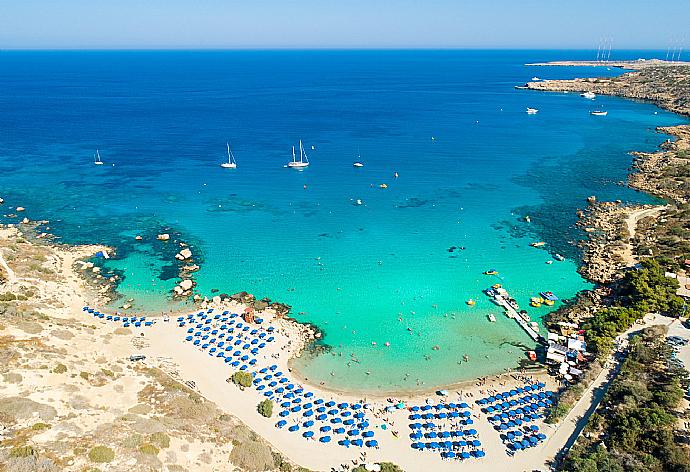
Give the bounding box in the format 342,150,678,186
320,435,331,443
288,425,299,432
365,440,378,448
460,451,471,459
320,425,331,432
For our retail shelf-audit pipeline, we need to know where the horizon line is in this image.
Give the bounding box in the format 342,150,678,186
0,46,675,52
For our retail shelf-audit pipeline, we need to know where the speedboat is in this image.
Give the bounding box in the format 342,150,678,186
554,253,565,261
581,92,596,99
526,108,539,114
466,299,476,306
590,110,608,116
353,162,364,168
484,269,498,276
531,76,541,81
530,241,546,247
488,314,496,322
539,291,559,302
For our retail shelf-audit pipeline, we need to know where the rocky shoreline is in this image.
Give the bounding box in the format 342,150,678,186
523,64,690,117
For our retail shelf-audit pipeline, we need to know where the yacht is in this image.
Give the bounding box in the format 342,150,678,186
94,149,104,165
590,110,608,116
581,91,596,99
220,143,237,169
287,140,310,169
526,107,539,114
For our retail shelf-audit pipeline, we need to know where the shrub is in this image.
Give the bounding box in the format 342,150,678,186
10,445,36,458
31,422,50,431
257,399,273,418
232,371,253,388
139,443,159,455
149,432,170,449
52,363,67,374
88,445,115,463
79,371,90,381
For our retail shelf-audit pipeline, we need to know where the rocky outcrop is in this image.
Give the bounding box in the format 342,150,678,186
157,233,170,241
523,65,690,117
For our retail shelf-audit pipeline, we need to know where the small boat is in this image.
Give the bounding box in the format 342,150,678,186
221,143,237,169
539,291,559,302
527,351,537,361
520,311,532,322
483,269,498,276
94,149,104,165
379,184,388,189
529,322,540,332
545,260,553,265
554,253,565,261
488,314,496,322
590,110,608,116
354,199,363,206
581,91,596,99
544,299,554,306
466,299,476,306
287,140,310,169
526,108,539,114
492,283,502,289
530,241,546,247
353,148,364,167
531,77,541,81
524,216,531,223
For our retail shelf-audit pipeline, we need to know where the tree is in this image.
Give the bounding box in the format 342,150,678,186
257,399,273,418
232,371,253,388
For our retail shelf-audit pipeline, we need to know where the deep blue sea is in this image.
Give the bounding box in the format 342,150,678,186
0,50,686,392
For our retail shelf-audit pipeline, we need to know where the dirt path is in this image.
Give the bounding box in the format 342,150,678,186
620,205,667,266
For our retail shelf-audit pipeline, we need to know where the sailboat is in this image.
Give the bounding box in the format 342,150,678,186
221,142,237,169
287,140,309,169
94,149,104,165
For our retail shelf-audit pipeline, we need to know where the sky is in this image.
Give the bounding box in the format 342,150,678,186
0,0,688,49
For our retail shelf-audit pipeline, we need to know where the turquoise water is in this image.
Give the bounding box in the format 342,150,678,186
0,50,686,392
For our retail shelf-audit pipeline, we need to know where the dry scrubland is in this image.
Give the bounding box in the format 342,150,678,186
0,227,304,472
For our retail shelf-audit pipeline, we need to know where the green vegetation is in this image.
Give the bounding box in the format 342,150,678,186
354,463,404,472
149,432,170,449
88,445,115,463
10,445,36,458
257,399,273,418
31,422,50,431
562,326,689,471
583,259,683,355
232,371,253,388
79,371,90,381
52,363,67,374
138,443,159,455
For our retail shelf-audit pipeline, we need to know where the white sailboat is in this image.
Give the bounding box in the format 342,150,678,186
221,142,237,169
526,107,539,114
94,149,104,165
287,140,310,169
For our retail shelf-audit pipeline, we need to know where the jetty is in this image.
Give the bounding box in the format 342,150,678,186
484,286,541,341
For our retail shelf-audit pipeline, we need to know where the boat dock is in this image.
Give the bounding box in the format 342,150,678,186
486,288,541,341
